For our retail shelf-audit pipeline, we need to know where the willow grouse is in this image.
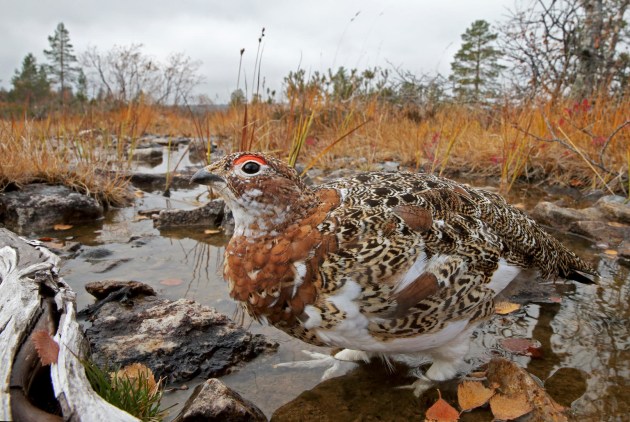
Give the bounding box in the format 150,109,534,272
191,152,597,395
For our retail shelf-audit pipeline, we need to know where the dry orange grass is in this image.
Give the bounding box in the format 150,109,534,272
164,92,628,195
1,93,628,204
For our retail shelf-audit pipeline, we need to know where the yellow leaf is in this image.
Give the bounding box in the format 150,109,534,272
457,381,495,411
604,249,618,256
495,301,521,315
53,224,73,231
204,229,222,234
134,190,145,198
112,363,159,397
489,392,532,420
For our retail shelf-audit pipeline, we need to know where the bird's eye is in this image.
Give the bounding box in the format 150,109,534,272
242,161,261,174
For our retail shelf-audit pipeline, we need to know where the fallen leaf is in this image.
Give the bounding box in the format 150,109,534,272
500,338,542,356
489,392,532,420
134,190,145,198
495,301,521,315
486,358,568,421
604,249,618,256
425,390,460,422
466,371,487,379
38,236,54,242
53,224,73,231
160,278,184,286
204,229,222,234
457,380,495,411
32,330,59,366
134,215,150,221
112,363,159,397
607,222,626,228
527,345,545,359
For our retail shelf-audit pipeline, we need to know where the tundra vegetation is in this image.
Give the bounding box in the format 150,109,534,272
1,1,628,204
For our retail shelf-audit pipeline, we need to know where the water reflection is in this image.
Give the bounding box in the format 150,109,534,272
52,182,629,420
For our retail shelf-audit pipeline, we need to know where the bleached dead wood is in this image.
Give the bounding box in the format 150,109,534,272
0,228,139,421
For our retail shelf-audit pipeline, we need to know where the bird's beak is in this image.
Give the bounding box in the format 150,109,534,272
191,167,225,185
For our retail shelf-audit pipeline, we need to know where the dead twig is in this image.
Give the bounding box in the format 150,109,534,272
599,119,630,165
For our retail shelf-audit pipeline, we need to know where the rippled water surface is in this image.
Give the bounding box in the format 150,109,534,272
50,158,629,421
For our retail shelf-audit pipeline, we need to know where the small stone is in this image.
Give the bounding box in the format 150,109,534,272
81,247,113,259
88,258,131,273
85,280,157,300
153,199,231,233
173,378,267,422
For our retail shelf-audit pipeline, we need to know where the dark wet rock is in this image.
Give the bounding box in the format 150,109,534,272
173,378,267,422
131,147,163,162
153,199,234,234
129,172,196,192
81,247,113,259
85,280,156,300
80,280,157,318
85,296,277,383
530,201,603,227
569,220,630,244
0,184,103,235
87,258,131,273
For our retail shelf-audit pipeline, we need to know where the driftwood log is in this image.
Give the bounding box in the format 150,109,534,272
0,228,139,421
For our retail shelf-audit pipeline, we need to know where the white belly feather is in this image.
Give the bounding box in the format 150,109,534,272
305,279,471,353
303,256,523,353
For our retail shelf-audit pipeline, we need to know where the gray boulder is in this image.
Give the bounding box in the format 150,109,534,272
173,378,267,422
85,294,277,383
531,195,630,246
0,184,103,235
595,195,630,224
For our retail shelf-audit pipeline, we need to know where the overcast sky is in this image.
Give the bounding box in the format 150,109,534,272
1,0,513,103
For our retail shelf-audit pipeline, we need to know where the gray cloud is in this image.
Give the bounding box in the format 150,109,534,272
1,0,510,102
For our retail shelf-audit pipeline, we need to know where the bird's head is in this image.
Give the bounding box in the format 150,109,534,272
191,152,314,235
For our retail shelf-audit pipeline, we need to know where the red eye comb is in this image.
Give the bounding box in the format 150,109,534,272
234,155,267,166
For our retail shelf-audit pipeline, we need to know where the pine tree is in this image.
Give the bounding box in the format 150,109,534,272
10,53,51,103
44,22,81,101
449,20,504,103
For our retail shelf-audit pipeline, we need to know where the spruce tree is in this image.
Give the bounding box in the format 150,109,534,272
10,53,51,103
44,22,81,101
449,20,504,103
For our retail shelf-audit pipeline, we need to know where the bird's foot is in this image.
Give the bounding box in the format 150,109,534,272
274,349,365,380
397,369,436,397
